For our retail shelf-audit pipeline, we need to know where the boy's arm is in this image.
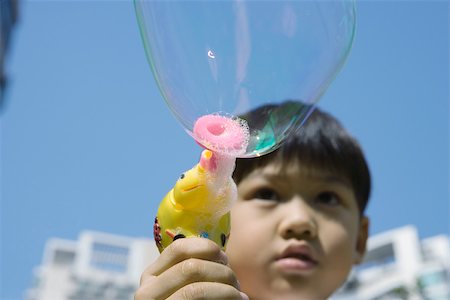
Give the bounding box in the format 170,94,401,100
135,237,249,300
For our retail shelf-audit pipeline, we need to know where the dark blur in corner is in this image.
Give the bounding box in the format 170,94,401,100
0,0,19,113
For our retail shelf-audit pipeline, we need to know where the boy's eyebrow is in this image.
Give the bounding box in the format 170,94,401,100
260,171,353,190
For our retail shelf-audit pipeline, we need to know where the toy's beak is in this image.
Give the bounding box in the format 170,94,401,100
174,164,206,198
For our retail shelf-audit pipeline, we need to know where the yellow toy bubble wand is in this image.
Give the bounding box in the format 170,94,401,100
153,114,249,252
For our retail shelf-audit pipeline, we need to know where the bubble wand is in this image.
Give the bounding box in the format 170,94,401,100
154,115,249,252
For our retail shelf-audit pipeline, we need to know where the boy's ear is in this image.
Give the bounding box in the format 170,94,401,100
353,216,369,264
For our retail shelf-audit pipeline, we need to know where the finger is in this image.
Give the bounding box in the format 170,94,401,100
167,282,249,300
146,258,239,299
143,238,228,279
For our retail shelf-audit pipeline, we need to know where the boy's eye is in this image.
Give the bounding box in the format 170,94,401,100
252,188,281,201
315,192,341,206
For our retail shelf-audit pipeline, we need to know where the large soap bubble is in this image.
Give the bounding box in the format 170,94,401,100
135,0,356,157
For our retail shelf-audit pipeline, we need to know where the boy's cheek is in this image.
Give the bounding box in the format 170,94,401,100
318,222,356,255
228,212,268,257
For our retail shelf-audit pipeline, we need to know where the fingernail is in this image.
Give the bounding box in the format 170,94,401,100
240,292,249,300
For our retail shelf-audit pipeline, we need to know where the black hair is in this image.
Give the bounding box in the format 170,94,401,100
233,102,371,215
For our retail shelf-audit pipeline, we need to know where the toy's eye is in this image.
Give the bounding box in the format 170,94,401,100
180,173,185,179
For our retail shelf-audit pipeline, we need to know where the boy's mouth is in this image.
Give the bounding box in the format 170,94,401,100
275,244,319,272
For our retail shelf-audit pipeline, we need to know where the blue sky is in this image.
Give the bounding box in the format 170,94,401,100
1,1,449,299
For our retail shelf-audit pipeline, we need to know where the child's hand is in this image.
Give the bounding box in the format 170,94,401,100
135,237,249,300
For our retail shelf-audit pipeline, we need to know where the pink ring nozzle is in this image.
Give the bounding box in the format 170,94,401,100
193,114,249,157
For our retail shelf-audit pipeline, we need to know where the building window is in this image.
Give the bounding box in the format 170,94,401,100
90,242,129,273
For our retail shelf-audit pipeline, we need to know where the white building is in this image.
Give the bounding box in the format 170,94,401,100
335,225,450,300
26,231,159,300
27,226,450,300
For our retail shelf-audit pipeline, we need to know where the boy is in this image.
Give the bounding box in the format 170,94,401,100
135,104,371,300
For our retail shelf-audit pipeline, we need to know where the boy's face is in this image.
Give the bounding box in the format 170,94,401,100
226,160,369,300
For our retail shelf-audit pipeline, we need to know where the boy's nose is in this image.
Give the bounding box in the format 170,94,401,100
278,199,317,240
